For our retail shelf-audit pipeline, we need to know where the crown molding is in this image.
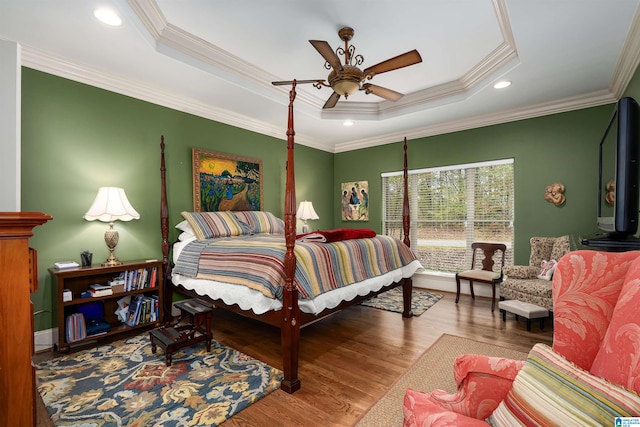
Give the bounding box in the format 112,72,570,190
129,0,519,120
18,45,332,152
16,0,640,155
333,90,616,153
17,43,620,155
610,6,640,97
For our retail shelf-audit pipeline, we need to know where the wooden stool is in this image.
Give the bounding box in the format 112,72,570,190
149,299,214,366
498,299,549,332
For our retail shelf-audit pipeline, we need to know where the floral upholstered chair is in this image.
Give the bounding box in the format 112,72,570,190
403,250,640,426
499,235,571,311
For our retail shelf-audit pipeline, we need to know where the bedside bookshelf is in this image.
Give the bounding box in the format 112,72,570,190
50,260,163,353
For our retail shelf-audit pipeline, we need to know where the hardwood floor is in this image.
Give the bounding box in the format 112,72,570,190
36,289,553,426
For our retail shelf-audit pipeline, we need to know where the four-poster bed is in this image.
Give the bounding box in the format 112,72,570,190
159,82,418,394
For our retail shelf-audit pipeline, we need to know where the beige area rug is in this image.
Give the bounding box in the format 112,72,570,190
355,334,528,427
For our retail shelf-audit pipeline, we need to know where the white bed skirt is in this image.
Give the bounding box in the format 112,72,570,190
171,259,423,315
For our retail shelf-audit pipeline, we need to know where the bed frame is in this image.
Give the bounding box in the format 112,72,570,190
159,81,413,393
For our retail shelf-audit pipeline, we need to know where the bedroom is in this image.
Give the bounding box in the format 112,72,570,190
2,1,640,425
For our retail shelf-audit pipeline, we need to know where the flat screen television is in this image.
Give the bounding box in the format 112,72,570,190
597,96,640,237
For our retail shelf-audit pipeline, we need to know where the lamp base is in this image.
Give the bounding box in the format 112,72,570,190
103,224,122,266
102,251,122,267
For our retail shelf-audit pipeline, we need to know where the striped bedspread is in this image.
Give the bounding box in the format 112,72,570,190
173,234,417,300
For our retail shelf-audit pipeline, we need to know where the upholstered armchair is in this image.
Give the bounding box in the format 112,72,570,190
499,235,571,311
403,250,640,426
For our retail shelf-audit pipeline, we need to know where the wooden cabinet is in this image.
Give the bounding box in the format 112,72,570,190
0,212,51,427
50,260,163,353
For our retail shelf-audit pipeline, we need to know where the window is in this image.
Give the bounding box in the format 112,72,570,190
382,159,514,273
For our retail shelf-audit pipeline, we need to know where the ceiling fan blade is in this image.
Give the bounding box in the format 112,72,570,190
362,83,403,101
363,49,422,78
323,92,341,109
309,40,343,71
272,79,325,86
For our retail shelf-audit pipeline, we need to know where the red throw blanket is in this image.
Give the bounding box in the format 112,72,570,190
296,228,376,243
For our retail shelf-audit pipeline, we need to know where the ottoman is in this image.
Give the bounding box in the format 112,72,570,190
498,299,549,331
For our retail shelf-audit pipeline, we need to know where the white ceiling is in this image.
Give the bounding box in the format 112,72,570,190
2,0,640,152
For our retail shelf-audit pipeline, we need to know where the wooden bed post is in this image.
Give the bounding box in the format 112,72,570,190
402,137,413,318
281,81,301,393
160,136,172,320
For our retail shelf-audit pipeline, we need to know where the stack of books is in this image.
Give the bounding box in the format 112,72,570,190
65,313,86,342
89,283,113,297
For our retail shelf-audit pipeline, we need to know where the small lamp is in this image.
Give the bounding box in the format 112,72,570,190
297,200,319,233
84,187,140,266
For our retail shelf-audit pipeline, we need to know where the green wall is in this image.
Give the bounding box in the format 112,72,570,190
20,68,333,332
20,61,640,332
335,105,615,264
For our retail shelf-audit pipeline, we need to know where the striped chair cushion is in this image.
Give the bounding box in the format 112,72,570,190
181,211,252,240
232,211,284,234
489,343,640,426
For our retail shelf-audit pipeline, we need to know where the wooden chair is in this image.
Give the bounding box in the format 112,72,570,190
455,242,507,311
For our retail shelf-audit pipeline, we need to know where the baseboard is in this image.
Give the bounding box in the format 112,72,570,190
35,328,57,352
413,270,500,299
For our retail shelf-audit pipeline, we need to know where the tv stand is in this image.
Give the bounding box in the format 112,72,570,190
582,233,640,251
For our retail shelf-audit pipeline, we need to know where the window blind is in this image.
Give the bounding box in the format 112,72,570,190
382,159,514,273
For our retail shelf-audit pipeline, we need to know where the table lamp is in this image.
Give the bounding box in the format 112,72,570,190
297,200,319,233
84,187,140,266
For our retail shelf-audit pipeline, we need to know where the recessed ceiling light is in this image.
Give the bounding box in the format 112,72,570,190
493,80,512,89
93,8,122,26
343,120,355,127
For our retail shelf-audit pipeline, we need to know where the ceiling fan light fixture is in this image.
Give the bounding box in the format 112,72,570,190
329,65,363,98
333,79,360,97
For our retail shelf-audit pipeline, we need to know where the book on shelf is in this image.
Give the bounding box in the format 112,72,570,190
126,295,144,326
108,266,159,292
149,294,159,322
89,288,113,297
90,283,110,291
66,312,86,343
123,294,159,327
150,267,158,287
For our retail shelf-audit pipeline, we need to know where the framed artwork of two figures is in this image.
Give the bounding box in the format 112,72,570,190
341,181,369,221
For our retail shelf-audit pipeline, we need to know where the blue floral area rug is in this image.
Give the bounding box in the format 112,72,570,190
35,333,282,426
360,287,443,316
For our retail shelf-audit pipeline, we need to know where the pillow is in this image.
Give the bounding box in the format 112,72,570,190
489,343,640,426
175,220,193,233
232,211,284,234
180,211,252,240
178,231,196,241
537,259,557,280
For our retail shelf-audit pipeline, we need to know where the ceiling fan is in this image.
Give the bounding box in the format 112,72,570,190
272,27,422,109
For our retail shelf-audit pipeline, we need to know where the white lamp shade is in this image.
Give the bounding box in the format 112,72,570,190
84,187,140,222
296,200,319,221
